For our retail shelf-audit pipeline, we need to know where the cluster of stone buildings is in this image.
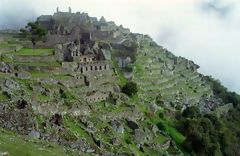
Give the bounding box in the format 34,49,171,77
37,7,130,47
1,8,131,103
54,34,111,74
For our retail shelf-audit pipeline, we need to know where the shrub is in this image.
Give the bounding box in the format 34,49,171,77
182,106,200,118
122,81,138,97
157,122,166,131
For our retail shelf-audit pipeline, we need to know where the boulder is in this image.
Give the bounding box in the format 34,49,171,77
0,62,11,73
110,120,124,134
0,152,9,156
28,130,40,139
126,120,139,130
4,79,20,91
134,129,146,144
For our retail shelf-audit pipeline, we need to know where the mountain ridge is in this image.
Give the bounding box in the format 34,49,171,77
0,9,239,156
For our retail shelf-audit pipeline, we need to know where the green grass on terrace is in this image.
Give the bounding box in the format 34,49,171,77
63,115,89,138
0,43,18,48
0,128,73,156
7,48,54,56
0,93,10,101
13,61,61,67
30,71,52,78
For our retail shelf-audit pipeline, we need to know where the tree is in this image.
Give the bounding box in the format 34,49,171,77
122,81,138,97
20,22,47,47
183,131,204,154
182,106,201,118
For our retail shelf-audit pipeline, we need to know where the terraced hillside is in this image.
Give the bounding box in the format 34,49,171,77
132,36,220,111
0,31,186,155
0,10,235,156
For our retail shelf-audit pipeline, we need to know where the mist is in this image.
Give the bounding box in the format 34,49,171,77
0,0,239,93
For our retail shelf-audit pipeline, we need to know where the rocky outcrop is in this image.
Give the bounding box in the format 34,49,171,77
0,62,11,73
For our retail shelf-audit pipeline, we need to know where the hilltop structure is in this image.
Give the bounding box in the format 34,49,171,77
37,8,130,47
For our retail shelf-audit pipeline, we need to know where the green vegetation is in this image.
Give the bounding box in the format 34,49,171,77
7,48,54,56
182,106,200,118
0,92,10,101
0,128,73,156
0,43,18,48
0,55,13,62
122,81,138,97
19,22,47,46
30,71,51,78
145,109,185,148
13,61,61,67
63,115,89,138
206,76,240,106
176,106,240,156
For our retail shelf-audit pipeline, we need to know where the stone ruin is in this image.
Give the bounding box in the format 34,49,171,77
0,8,130,103
36,7,130,47
55,35,111,74
53,34,115,102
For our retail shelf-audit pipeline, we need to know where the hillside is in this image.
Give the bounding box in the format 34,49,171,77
0,9,239,156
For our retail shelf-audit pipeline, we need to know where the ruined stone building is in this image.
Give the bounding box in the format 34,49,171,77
34,8,122,102
37,8,130,47
53,34,115,102
55,37,111,75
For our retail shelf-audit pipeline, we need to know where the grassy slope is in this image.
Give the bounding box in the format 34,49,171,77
0,129,73,156
0,41,184,155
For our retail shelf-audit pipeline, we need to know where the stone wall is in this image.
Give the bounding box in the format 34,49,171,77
15,65,62,73
86,91,109,102
78,61,110,74
62,62,79,72
62,61,111,74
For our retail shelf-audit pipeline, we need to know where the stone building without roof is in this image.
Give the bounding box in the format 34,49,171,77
54,34,115,102
36,8,130,47
56,36,111,74
36,8,122,103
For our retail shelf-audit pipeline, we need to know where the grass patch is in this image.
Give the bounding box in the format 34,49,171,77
0,128,73,156
7,48,53,56
54,74,73,80
0,55,13,62
36,94,50,102
148,111,185,147
63,116,89,138
30,71,51,78
0,92,10,101
0,43,18,48
14,61,61,67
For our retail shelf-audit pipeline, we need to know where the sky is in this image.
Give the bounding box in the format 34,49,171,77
0,0,239,93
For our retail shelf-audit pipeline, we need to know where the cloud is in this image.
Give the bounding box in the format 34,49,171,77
0,0,239,93
200,0,233,17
